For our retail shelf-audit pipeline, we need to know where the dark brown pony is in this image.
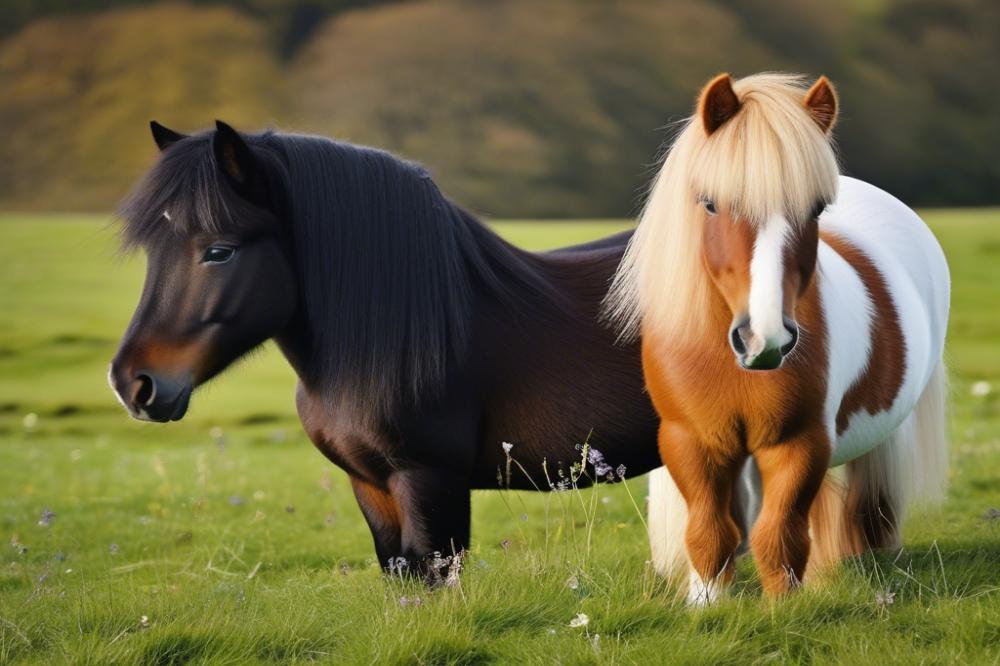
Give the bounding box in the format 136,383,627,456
109,121,660,577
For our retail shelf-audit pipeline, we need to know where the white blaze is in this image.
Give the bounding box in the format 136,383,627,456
747,214,793,355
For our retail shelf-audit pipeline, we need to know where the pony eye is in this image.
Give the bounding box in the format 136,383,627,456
201,246,236,264
702,200,718,215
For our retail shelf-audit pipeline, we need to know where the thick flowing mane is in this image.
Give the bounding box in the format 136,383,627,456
603,73,840,342
119,130,563,415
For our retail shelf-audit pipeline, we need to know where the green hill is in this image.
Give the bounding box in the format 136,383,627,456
1,0,997,216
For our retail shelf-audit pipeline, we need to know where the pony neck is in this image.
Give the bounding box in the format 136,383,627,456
269,134,569,417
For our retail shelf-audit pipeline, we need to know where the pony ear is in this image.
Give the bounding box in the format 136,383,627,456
699,73,742,135
150,121,186,151
213,120,256,195
804,76,838,133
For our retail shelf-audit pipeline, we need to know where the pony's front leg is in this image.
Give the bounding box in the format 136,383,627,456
387,467,471,584
750,429,830,598
350,477,403,570
659,420,745,606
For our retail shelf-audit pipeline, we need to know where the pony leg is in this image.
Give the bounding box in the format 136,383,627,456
846,361,949,552
750,429,830,598
350,477,403,570
733,458,762,551
804,467,852,582
659,420,744,605
845,438,903,553
388,467,471,582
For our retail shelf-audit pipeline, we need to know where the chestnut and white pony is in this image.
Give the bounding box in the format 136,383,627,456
605,73,950,602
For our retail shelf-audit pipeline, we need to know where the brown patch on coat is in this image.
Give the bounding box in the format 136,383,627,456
822,233,906,436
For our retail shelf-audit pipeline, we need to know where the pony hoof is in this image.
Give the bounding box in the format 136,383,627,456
686,570,722,607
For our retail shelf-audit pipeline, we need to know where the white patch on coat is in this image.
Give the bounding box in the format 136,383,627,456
816,239,873,462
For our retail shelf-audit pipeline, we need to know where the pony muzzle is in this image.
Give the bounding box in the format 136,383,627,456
729,317,798,371
109,363,193,422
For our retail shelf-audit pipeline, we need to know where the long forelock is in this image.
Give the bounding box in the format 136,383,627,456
117,134,248,251
603,73,839,343
689,73,840,226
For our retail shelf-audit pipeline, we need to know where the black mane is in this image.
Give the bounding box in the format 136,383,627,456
119,129,565,415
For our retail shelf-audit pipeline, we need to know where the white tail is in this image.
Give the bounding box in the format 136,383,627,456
905,360,950,507
647,466,689,580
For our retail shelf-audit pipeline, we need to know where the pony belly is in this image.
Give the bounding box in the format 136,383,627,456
830,408,906,466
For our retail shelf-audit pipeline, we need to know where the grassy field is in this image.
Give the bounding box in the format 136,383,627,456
0,212,997,665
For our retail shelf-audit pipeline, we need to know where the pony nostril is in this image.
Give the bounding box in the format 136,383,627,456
781,323,799,356
134,373,156,406
730,325,747,355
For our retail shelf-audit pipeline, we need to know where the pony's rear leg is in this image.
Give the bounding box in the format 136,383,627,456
350,477,403,570
733,458,763,552
845,361,949,553
659,421,744,605
750,429,830,598
845,437,903,552
388,467,471,583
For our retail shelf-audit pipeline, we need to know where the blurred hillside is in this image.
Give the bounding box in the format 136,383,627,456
1,0,997,217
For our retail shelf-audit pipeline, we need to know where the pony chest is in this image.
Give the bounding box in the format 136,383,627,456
643,345,825,449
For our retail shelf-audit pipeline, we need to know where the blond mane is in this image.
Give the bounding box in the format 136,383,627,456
604,73,840,342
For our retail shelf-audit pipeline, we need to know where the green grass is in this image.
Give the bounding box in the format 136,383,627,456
0,212,998,665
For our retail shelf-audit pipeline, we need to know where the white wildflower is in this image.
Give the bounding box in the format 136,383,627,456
444,550,463,588
569,612,589,628
875,590,896,608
